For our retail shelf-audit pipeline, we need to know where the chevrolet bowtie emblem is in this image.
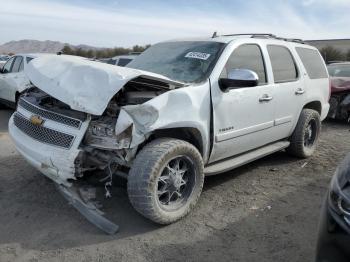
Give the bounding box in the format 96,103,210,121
30,115,44,126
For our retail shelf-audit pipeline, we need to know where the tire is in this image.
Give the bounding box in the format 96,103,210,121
127,138,204,224
0,101,7,109
287,109,321,158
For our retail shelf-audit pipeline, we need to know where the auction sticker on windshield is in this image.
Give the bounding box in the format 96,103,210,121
185,52,211,60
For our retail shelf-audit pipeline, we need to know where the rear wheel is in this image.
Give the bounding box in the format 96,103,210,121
287,109,321,158
127,138,204,224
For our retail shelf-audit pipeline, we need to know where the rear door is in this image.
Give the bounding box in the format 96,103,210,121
209,43,277,163
267,45,305,139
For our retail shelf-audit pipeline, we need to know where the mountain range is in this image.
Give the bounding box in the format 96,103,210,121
0,40,102,54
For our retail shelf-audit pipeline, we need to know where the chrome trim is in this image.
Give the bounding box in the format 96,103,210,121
19,98,83,129
13,112,76,149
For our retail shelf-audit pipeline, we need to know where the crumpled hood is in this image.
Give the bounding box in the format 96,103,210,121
25,55,185,115
331,77,350,94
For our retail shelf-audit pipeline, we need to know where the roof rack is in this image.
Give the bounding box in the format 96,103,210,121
212,33,305,44
221,33,277,38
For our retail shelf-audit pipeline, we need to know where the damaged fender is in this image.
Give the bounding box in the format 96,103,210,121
115,83,212,162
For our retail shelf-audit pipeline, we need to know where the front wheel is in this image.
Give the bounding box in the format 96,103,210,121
127,138,204,224
287,109,321,158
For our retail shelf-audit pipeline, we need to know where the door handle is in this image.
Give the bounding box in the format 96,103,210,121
295,88,305,95
259,94,273,102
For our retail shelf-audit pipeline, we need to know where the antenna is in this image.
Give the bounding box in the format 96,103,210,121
212,31,218,38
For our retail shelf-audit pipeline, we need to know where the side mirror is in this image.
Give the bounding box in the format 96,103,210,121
219,69,259,92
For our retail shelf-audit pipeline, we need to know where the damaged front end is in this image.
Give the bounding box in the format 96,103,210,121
10,56,186,233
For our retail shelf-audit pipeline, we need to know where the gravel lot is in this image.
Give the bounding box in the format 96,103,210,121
1,109,349,262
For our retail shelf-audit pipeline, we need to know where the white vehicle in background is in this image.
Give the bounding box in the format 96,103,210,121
0,54,43,108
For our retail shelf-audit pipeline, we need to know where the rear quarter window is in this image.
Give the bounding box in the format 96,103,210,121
296,47,328,79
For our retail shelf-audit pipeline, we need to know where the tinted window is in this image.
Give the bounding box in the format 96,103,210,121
296,48,328,79
2,57,15,73
118,58,132,66
12,56,23,72
268,45,298,83
26,57,34,63
327,64,350,77
222,44,267,84
127,41,225,83
19,59,24,71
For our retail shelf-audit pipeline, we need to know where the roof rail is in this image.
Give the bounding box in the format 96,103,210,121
212,33,305,44
220,33,277,38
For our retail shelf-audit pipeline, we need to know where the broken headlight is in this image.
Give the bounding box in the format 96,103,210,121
84,117,131,150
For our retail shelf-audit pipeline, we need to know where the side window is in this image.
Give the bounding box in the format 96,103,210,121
267,45,298,83
296,47,328,79
19,58,24,71
12,56,23,73
26,57,34,63
118,58,132,66
2,57,15,73
222,44,267,85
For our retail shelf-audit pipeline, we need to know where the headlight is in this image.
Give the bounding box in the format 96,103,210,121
84,117,131,150
91,124,115,137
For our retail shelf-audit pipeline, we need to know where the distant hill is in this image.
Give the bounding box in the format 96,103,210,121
0,39,101,54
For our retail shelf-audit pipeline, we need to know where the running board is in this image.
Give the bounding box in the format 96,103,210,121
204,141,290,176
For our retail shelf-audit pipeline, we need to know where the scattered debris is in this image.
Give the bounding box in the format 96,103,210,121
301,162,308,168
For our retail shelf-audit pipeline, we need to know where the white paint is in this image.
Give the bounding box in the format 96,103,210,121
26,55,185,115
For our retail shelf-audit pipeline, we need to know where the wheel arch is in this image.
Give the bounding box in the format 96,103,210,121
303,100,322,115
146,127,204,157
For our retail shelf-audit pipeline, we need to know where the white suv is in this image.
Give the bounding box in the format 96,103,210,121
9,34,330,233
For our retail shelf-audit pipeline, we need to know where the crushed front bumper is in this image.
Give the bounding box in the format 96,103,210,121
8,100,91,186
9,111,120,234
9,114,82,185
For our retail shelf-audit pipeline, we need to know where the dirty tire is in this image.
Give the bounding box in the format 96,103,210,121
127,138,204,224
287,109,321,158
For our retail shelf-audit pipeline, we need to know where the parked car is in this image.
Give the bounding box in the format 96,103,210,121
315,154,350,262
101,54,139,67
9,34,330,234
327,62,350,121
0,54,43,108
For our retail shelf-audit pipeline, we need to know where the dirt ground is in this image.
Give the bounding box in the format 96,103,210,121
1,108,350,262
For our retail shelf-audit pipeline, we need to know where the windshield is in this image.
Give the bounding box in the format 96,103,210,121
127,41,225,83
327,64,350,77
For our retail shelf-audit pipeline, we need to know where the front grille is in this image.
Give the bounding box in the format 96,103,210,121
19,98,82,129
13,113,75,149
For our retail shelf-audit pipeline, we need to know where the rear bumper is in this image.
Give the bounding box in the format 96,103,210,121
9,111,89,186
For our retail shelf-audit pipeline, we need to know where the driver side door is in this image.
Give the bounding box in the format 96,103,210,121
209,44,277,163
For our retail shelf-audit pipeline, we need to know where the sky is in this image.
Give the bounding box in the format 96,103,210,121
0,0,349,48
